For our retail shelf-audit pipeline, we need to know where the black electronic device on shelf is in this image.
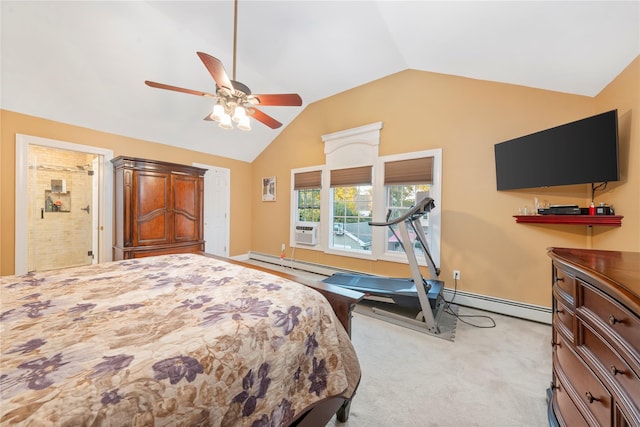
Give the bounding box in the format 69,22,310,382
538,205,582,215
537,203,615,215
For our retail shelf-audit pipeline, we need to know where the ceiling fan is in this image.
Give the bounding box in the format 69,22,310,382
144,0,302,130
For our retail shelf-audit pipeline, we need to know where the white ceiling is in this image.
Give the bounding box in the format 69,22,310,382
2,1,639,162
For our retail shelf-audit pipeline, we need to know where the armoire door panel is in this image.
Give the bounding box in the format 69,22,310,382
133,171,171,246
172,174,200,242
172,175,198,214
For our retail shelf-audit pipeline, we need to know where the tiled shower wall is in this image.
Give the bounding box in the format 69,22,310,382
28,145,96,272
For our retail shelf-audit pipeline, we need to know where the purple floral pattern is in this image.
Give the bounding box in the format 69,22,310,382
202,297,271,324
90,354,134,378
273,306,302,335
0,254,359,426
16,353,69,390
7,338,46,354
232,362,272,416
153,356,204,384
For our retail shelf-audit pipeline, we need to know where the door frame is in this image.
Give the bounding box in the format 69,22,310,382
15,134,114,274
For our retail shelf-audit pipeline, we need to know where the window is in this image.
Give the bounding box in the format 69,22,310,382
297,189,320,222
377,152,441,266
294,170,321,223
291,124,440,266
385,184,432,255
330,166,372,253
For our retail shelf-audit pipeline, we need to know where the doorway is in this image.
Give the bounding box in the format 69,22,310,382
15,134,113,274
28,145,97,271
193,163,230,257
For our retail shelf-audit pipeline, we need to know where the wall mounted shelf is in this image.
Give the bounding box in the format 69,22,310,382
514,215,623,226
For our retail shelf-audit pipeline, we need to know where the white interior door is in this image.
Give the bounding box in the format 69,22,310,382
194,163,230,257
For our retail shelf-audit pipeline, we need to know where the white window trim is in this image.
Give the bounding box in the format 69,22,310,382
321,122,381,259
290,165,324,250
324,180,376,261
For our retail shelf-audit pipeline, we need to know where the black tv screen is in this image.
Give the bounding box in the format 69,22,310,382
494,110,619,190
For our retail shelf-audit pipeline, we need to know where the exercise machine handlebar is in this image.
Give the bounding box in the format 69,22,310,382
368,196,435,227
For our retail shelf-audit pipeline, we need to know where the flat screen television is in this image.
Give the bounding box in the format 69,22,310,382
494,110,619,190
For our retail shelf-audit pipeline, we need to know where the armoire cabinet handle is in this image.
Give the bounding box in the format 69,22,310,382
585,391,599,404
608,314,621,325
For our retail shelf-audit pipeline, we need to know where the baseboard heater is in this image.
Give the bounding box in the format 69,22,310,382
245,251,552,325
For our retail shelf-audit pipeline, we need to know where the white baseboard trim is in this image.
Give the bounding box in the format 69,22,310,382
246,251,552,325
442,289,551,324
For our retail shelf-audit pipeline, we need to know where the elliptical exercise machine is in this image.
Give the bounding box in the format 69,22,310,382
323,196,446,335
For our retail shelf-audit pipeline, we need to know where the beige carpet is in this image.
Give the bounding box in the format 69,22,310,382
329,307,551,427
242,259,551,426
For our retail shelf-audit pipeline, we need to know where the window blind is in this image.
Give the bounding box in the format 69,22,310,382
294,170,322,190
384,157,433,185
330,166,372,187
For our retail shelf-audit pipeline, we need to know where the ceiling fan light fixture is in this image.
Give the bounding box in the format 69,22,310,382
232,105,246,123
237,115,251,131
218,113,233,129
211,103,225,121
144,1,300,131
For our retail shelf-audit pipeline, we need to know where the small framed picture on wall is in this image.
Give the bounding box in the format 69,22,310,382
262,176,276,201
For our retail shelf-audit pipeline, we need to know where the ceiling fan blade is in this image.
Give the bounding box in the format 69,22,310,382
196,52,234,94
145,80,215,97
247,108,282,129
249,93,303,106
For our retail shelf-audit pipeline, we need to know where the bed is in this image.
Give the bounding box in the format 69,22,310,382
0,253,362,426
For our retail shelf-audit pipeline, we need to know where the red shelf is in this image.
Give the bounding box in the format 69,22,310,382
514,215,623,226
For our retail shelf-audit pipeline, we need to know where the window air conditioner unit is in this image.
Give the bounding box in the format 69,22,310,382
295,225,318,246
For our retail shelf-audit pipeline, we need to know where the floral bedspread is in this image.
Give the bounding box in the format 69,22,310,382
0,254,360,426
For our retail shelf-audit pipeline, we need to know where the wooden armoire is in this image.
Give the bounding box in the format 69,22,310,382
112,156,207,260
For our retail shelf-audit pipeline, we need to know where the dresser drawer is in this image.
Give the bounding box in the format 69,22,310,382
579,281,640,361
556,334,612,426
553,368,589,427
579,322,640,414
555,297,575,342
554,267,576,308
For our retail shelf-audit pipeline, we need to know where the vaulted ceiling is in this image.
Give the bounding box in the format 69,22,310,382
2,1,638,162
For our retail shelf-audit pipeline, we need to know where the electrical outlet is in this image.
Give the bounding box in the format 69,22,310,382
453,270,461,280
281,243,286,252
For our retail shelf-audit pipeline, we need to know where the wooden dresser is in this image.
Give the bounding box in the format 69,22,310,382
548,247,640,427
112,156,207,260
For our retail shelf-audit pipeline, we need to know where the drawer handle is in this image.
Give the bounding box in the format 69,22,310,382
608,314,621,325
555,308,564,315
610,365,623,376
555,277,565,283
551,340,558,348
585,391,600,404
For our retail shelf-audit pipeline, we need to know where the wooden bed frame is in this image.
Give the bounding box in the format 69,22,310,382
203,254,364,425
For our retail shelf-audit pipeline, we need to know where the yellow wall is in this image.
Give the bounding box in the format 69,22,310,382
252,58,640,308
0,110,253,275
593,57,640,249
